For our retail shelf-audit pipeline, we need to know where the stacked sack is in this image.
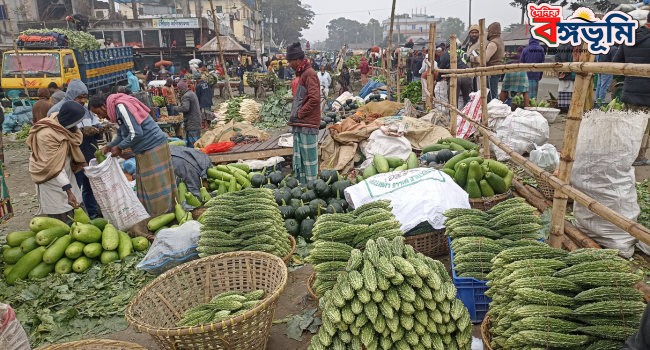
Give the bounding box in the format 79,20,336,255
197,188,292,258
305,200,403,297
309,237,473,350
486,247,644,350
444,198,543,280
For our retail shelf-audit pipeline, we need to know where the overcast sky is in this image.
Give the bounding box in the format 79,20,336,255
301,0,526,42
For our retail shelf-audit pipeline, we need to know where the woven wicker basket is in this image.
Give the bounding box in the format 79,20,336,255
548,99,558,109
282,235,297,265
533,174,555,199
404,229,448,257
307,272,318,302
125,251,288,350
481,315,493,350
469,191,512,211
35,340,146,350
191,207,208,220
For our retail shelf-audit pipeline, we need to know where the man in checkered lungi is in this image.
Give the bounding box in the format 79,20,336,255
555,43,576,112
520,38,546,99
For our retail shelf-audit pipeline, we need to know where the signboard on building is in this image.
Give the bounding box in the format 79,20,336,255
152,18,199,29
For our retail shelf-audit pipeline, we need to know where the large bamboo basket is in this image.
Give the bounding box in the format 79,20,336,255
125,251,288,350
403,229,448,257
533,173,556,200
469,191,512,211
307,272,318,302
35,340,146,350
481,315,493,350
282,235,297,266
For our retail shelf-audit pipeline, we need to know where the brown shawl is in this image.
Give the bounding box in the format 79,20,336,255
26,114,86,184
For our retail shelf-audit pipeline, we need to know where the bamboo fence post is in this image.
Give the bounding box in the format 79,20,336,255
429,94,650,246
435,62,650,78
548,46,594,249
2,0,28,96
397,54,401,102
387,0,396,100
427,23,436,109
449,34,458,136
478,19,490,158
208,0,233,99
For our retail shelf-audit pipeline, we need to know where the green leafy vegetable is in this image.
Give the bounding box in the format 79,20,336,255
15,124,31,140
20,29,100,51
401,81,422,103
257,88,291,128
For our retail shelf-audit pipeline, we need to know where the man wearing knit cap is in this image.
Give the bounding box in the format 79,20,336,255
462,24,481,91
286,42,320,184
174,79,202,148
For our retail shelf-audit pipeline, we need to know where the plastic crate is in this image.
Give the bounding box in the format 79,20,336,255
448,236,490,324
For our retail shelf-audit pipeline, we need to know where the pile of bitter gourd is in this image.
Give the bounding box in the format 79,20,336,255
305,200,404,297
197,188,292,259
309,236,473,350
444,198,544,280
486,246,645,350
176,289,265,326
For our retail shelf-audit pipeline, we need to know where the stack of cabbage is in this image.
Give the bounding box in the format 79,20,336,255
309,237,473,350
486,247,645,350
305,200,403,297
445,198,544,280
197,188,292,258
20,29,100,50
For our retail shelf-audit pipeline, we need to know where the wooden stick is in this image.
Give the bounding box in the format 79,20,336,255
478,19,490,159
549,47,594,248
2,0,28,96
449,34,458,136
397,53,401,102
427,23,436,109
562,235,580,251
208,0,233,99
635,281,650,303
430,95,650,246
435,61,650,78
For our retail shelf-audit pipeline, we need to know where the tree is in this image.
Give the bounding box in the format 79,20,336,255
262,0,315,47
365,19,382,47
503,23,521,32
569,0,618,12
325,17,365,50
509,0,567,24
440,18,466,42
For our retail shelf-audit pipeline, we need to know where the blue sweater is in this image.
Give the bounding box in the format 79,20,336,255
108,103,167,154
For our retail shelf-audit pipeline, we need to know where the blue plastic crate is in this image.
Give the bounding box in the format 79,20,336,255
448,236,490,324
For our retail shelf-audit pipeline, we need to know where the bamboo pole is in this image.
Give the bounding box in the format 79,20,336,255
449,34,458,136
2,0,28,96
548,46,594,248
430,95,650,246
207,0,233,99
387,0,396,101
397,54,401,102
427,23,436,109
436,61,650,78
478,19,490,158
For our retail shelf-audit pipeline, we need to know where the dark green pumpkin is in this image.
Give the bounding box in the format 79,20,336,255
313,179,331,197
274,187,292,205
289,198,302,210
268,163,284,185
325,203,343,214
320,121,327,129
278,199,294,219
250,167,267,188
319,160,338,184
295,205,311,222
306,180,316,191
309,199,327,218
329,188,348,211
262,178,277,189
436,149,454,163
283,176,299,189
331,179,350,196
300,217,315,240
301,189,317,203
291,186,305,199
284,219,300,237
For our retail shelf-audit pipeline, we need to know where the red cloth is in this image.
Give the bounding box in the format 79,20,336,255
107,94,151,124
291,77,299,96
359,57,370,74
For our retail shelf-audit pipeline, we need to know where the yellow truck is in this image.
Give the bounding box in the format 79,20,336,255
2,44,134,99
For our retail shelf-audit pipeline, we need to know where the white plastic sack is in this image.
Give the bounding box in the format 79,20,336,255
278,133,292,147
571,110,648,258
345,168,470,232
0,303,30,350
487,98,511,130
360,129,412,169
84,156,150,231
490,108,549,162
241,156,285,171
434,80,449,115
457,91,483,139
332,91,354,111
137,221,202,275
530,143,560,173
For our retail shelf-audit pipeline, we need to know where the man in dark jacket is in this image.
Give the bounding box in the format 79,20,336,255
554,42,576,111
614,15,650,165
520,37,546,99
412,52,423,82
438,40,472,109
595,44,618,105
194,73,213,129
174,79,202,148
405,52,413,83
287,42,320,184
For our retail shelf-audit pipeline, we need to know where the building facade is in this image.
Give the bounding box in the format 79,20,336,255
381,14,445,44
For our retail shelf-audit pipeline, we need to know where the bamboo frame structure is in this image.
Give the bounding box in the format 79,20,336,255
427,23,436,109
387,0,396,98
478,19,490,158
207,0,233,99
449,34,458,136
397,54,401,102
429,95,650,246
436,61,650,78
549,45,594,248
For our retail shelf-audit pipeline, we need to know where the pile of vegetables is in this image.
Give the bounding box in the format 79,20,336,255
3,212,148,286
401,81,422,103
486,245,644,349
400,77,407,86
306,200,403,297
20,29,100,50
346,55,361,69
176,289,265,326
258,88,291,128
359,153,420,180
422,138,514,198
444,199,543,280
321,112,340,128
201,72,218,86
366,93,385,103
15,123,30,140
152,96,166,107
309,236,473,350
205,163,257,193
217,96,260,124
263,72,280,90
370,76,387,84
597,97,624,111
196,188,293,259
528,97,550,108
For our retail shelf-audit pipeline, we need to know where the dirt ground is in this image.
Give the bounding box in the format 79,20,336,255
3,89,650,348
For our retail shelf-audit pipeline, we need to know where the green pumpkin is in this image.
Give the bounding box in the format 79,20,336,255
284,219,300,237
294,205,311,222
299,217,315,240
278,199,294,219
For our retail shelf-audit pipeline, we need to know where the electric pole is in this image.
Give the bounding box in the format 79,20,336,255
469,0,472,28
